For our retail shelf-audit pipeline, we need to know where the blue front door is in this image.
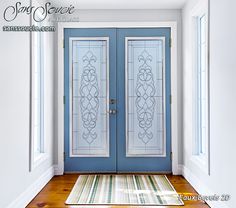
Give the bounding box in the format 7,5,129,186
64,28,171,172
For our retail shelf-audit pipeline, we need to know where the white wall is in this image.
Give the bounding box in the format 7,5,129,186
182,0,236,207
0,0,55,207
54,9,184,167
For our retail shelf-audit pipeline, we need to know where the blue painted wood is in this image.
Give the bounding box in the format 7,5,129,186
116,28,172,172
64,28,171,172
64,28,117,172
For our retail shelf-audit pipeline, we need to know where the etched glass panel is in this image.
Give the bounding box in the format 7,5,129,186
126,38,165,157
70,38,109,157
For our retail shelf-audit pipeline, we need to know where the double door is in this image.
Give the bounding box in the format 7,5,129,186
64,28,171,172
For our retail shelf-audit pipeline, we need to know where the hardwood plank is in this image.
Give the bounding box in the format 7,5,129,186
26,174,210,208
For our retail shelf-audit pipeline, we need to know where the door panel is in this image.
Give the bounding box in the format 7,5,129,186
64,29,117,172
117,28,171,172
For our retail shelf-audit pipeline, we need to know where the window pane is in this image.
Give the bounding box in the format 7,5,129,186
197,14,208,155
200,15,206,44
33,31,44,157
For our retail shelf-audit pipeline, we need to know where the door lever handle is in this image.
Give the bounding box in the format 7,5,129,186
109,109,117,114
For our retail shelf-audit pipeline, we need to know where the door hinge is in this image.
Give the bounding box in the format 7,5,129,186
170,152,173,161
169,38,172,47
63,39,65,48
64,152,66,161
63,95,66,104
169,95,172,104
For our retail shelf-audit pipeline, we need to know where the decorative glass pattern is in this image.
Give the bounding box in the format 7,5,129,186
136,50,156,144
71,38,109,157
126,38,166,157
80,50,99,145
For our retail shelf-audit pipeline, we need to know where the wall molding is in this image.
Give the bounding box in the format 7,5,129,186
7,166,54,208
179,165,229,208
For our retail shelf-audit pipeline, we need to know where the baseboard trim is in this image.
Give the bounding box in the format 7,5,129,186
7,166,54,208
179,165,229,208
54,164,64,175
177,164,183,175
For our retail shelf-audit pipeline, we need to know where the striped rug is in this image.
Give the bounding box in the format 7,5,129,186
66,175,184,205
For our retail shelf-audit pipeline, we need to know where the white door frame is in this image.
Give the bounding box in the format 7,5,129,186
56,21,179,175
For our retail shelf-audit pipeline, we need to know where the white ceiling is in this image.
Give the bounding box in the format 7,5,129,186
47,0,187,9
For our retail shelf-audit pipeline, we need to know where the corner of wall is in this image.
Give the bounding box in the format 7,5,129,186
180,165,230,208
6,166,54,208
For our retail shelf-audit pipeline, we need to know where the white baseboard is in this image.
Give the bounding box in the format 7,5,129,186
53,164,63,175
7,166,54,208
177,164,183,175
171,163,182,175
179,165,229,208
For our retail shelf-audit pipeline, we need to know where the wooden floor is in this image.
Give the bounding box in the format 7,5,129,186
27,174,210,208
